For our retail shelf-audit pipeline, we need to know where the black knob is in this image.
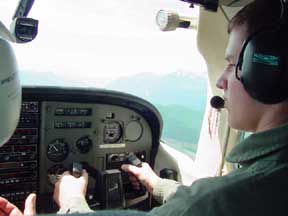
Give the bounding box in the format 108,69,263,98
126,152,142,167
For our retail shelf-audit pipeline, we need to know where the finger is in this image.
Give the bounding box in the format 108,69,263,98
0,209,7,216
141,162,150,168
0,197,10,210
131,183,140,190
121,164,141,176
53,190,60,206
0,197,22,215
128,175,138,182
57,171,71,182
54,173,62,187
134,185,140,190
53,182,60,206
80,169,88,181
24,193,36,216
62,171,70,176
131,181,140,188
78,170,88,189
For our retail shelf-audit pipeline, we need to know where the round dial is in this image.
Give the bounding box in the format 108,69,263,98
125,121,143,141
76,136,92,154
47,139,69,162
103,121,122,143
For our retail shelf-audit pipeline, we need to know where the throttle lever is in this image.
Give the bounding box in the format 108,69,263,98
71,162,83,178
126,152,142,167
125,152,146,195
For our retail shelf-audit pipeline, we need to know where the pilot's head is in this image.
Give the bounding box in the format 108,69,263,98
216,0,288,132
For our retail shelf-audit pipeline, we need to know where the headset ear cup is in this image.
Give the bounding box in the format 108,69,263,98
240,28,287,104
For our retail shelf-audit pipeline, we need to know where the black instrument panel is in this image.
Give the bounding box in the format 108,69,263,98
0,86,162,213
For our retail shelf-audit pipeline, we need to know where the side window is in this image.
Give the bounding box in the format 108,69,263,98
155,75,207,158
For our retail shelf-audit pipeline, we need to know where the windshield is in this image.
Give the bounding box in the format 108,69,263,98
1,0,207,158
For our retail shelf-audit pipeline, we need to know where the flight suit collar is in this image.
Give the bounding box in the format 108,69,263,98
226,123,288,164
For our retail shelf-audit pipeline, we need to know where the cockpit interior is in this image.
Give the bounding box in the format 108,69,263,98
0,0,260,214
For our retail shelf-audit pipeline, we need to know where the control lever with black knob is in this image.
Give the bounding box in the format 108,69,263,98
160,168,178,181
125,152,143,167
125,152,147,197
48,162,84,185
71,162,83,178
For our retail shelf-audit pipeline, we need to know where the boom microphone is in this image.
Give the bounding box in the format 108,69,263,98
210,96,225,109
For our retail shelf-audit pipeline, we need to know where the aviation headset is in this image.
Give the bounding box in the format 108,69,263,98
235,0,288,104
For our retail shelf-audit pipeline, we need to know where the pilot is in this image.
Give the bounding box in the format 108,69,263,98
1,0,288,215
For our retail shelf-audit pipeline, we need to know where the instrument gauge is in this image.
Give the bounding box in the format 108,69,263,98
76,136,92,154
103,121,122,143
125,121,143,141
47,139,69,162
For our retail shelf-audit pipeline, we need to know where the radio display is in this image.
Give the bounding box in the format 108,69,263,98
55,108,92,116
54,121,92,129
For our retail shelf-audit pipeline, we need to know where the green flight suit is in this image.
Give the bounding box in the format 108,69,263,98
150,123,288,216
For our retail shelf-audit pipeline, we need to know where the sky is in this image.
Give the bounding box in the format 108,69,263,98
0,0,207,87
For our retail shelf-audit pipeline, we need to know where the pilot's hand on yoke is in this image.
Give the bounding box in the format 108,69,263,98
121,162,160,193
53,170,88,209
0,193,36,216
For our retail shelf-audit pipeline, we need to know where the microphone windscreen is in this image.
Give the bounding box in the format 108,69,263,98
210,96,225,109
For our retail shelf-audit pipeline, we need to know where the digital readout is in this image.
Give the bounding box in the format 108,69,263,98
54,108,92,116
54,121,92,129
13,128,38,136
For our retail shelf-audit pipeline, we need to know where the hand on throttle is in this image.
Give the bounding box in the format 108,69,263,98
121,162,160,193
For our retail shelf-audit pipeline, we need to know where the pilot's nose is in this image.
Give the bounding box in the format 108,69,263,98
216,73,227,90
